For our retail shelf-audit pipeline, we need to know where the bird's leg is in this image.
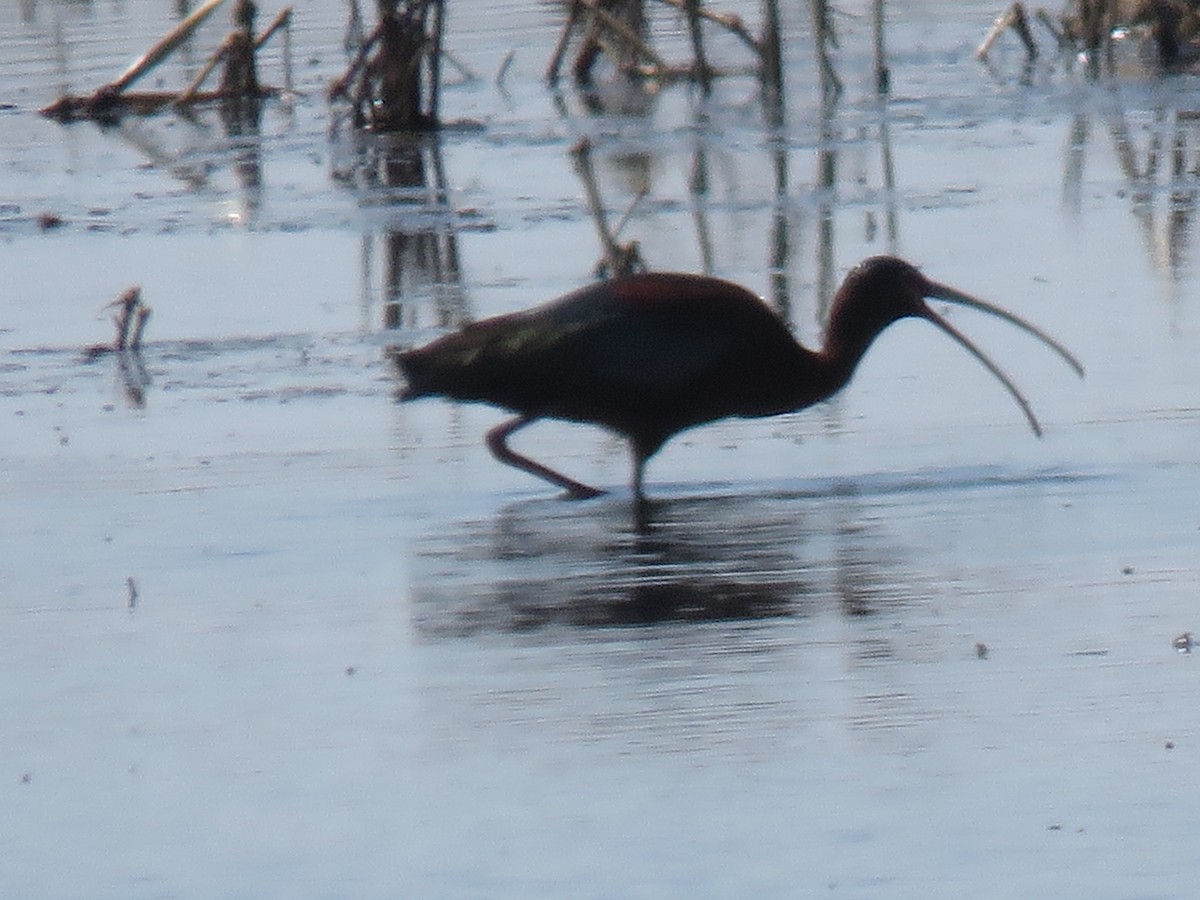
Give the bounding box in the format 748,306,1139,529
631,452,646,503
485,415,606,500
631,454,653,533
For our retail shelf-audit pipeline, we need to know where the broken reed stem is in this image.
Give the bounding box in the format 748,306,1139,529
115,288,141,351
611,184,649,240
547,0,585,83
872,0,890,93
656,0,762,57
571,137,644,278
760,0,782,106
572,6,604,80
683,0,712,94
104,0,230,96
328,22,383,101
976,2,1038,61
86,286,145,355
428,0,446,124
496,49,516,86
178,36,233,103
440,48,480,82
1033,9,1068,46
131,307,152,350
571,138,616,257
548,0,769,87
328,0,447,130
281,5,294,93
583,0,668,77
254,5,292,48
1010,3,1039,59
812,0,842,99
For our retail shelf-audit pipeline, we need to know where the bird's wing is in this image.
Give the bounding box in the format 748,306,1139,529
398,273,804,426
537,274,800,410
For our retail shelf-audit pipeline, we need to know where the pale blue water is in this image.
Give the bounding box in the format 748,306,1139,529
2,1,1200,897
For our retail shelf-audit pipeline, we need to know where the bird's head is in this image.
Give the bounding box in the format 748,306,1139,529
833,256,941,332
828,256,1084,436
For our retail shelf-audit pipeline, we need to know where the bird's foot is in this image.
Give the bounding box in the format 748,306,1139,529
562,483,606,501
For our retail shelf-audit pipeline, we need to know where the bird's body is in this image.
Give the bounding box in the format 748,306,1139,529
397,257,1083,501
401,273,836,458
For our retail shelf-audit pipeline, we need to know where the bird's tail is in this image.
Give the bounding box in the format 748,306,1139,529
390,314,530,403
390,347,431,401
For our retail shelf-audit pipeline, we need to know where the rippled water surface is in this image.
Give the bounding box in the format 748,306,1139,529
3,1,1200,897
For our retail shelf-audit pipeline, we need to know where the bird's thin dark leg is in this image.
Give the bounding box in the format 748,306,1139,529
631,452,646,503
631,452,651,533
485,415,605,500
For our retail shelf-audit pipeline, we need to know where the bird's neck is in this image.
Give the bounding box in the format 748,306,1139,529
814,303,895,399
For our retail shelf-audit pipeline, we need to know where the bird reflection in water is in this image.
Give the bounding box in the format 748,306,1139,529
409,487,917,639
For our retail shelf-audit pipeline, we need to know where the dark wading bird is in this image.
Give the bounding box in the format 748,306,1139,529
396,256,1083,502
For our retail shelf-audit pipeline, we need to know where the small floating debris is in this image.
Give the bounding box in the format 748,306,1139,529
1070,647,1110,657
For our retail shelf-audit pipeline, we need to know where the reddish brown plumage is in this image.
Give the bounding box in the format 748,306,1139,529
397,256,1082,501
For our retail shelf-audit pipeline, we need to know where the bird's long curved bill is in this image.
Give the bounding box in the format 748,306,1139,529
922,282,1085,438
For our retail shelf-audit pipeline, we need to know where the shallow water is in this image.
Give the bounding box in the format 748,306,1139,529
3,1,1200,897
